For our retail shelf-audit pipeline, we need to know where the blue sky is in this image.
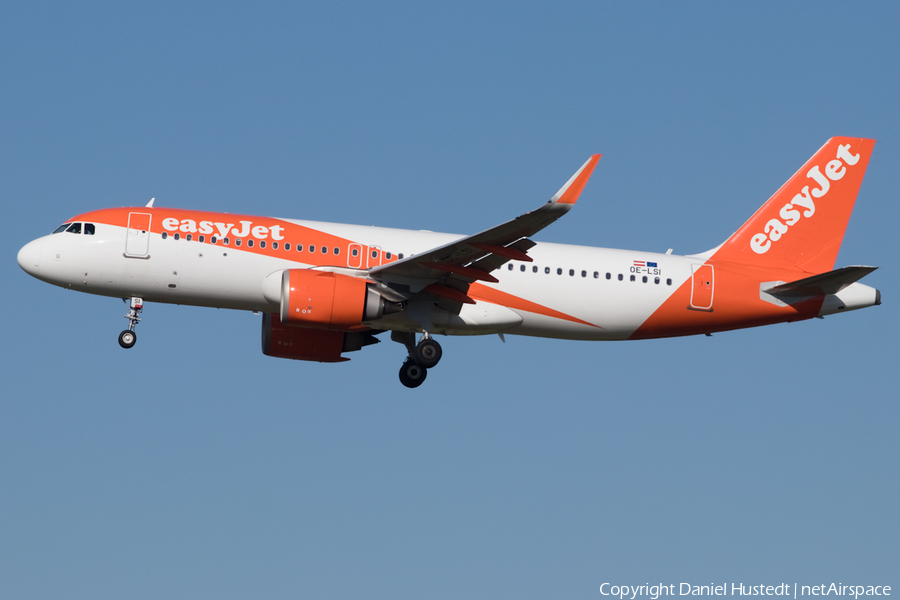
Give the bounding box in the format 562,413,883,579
2,2,898,598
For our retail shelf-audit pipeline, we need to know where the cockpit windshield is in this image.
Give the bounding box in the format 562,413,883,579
52,222,95,235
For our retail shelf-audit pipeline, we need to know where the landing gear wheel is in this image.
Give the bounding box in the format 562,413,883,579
414,338,442,369
120,298,143,349
118,330,137,349
399,360,427,388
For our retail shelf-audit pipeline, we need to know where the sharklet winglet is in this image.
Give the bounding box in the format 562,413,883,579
550,154,601,205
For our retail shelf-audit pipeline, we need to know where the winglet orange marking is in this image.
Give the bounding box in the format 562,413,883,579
551,154,601,205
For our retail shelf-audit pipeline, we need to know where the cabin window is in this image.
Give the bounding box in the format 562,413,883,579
260,241,266,249
667,278,672,285
235,238,241,246
84,223,95,235
283,243,290,250
199,235,205,243
162,232,168,239
371,250,377,258
211,236,217,244
309,245,315,253
593,271,599,279
655,277,660,284
223,237,230,245
386,252,392,259
520,265,526,272
630,274,635,281
618,274,623,281
569,269,575,276
606,273,611,279
642,275,648,283
533,266,538,273
581,270,587,277
174,233,180,240
545,267,550,274
247,239,254,247
66,223,82,234
398,253,404,259
333,247,339,255
508,264,513,271
52,223,70,234
557,268,562,275
186,234,193,241
352,248,359,257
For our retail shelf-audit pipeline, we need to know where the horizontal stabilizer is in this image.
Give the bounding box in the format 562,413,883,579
764,265,878,297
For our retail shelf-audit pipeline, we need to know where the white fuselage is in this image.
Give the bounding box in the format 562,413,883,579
18,218,697,341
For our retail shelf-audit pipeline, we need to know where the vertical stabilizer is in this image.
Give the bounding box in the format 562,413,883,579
711,137,875,273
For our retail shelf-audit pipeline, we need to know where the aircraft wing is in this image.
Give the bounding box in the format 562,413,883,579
368,155,600,300
763,265,878,297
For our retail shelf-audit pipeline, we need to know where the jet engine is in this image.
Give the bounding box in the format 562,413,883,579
279,269,385,331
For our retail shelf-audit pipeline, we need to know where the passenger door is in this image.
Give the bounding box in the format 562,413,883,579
125,212,152,258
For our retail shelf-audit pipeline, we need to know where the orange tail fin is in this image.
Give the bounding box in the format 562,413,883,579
710,137,875,273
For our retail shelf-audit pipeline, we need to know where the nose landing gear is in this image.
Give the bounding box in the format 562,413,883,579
392,331,443,388
118,297,143,349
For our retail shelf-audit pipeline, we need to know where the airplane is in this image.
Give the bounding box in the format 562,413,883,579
17,137,880,388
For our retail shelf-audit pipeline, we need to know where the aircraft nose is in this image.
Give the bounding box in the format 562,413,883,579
17,239,42,275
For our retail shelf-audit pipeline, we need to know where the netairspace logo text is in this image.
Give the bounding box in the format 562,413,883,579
599,584,891,600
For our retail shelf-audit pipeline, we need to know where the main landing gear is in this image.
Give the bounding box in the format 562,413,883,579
118,297,143,349
393,331,443,388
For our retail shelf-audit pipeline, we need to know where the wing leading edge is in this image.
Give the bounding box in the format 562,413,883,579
368,155,601,299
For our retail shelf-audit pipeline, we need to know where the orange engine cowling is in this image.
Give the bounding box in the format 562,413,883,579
261,313,380,362
280,269,384,331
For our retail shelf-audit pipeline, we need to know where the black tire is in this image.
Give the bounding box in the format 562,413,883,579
118,330,137,349
414,339,442,369
399,360,427,388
